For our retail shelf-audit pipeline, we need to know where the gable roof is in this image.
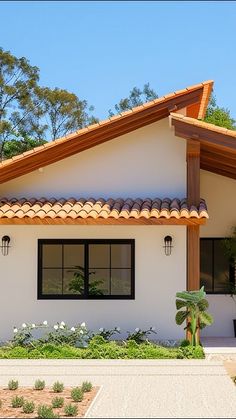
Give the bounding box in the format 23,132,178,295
0,80,213,184
0,197,208,225
170,113,236,180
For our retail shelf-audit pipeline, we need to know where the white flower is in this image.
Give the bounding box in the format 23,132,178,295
116,327,121,332
22,323,27,328
135,328,140,333
71,327,76,332
80,330,84,334
59,325,64,329
60,321,65,326
151,326,155,331
81,322,86,327
54,325,58,330
31,324,36,328
99,328,104,332
43,320,47,326
13,328,18,333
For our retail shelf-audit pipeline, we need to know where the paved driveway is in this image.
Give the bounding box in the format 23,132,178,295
0,360,235,418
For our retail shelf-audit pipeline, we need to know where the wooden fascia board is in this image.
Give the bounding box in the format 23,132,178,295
0,217,206,225
172,119,236,153
0,89,203,184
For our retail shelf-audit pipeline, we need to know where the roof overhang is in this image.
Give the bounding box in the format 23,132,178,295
170,113,236,180
0,81,213,184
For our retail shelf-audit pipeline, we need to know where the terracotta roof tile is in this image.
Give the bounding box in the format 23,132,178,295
0,197,209,220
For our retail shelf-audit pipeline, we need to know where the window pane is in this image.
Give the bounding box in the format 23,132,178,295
64,245,84,268
200,240,213,292
111,244,131,268
111,269,131,295
43,245,62,268
42,269,62,294
214,241,230,293
89,269,110,295
89,244,110,268
63,268,84,295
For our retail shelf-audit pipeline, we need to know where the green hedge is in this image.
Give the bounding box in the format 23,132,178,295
0,336,204,359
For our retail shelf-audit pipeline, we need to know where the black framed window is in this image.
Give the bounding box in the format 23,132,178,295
38,239,135,299
200,238,235,294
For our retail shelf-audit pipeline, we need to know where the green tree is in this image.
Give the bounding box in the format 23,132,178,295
36,87,98,141
109,83,158,116
204,94,236,130
0,48,98,159
0,47,40,159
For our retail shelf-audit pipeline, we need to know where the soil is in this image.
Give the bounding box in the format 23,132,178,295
0,385,98,418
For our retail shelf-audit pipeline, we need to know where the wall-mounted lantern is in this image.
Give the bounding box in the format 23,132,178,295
164,235,173,256
1,235,11,256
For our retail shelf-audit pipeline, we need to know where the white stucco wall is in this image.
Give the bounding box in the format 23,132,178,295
200,170,236,337
0,118,186,199
0,225,186,342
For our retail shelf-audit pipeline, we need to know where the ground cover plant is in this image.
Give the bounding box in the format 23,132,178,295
0,379,96,418
0,321,205,359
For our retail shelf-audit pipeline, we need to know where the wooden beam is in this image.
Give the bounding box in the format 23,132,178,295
187,139,200,206
187,225,200,290
0,217,206,225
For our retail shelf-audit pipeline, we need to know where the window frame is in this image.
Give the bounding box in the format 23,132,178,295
200,237,235,295
38,239,135,300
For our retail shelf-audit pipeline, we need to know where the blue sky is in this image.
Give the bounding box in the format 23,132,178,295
1,1,236,119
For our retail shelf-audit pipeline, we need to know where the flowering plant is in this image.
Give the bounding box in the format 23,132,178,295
12,321,89,348
93,326,121,341
126,327,157,344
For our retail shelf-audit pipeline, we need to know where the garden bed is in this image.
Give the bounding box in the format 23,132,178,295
0,381,98,418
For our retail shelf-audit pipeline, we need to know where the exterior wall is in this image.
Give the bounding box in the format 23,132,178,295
0,225,186,342
200,170,236,337
0,118,186,199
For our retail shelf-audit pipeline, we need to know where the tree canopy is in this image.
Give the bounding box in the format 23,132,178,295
108,83,158,116
204,94,236,130
0,47,97,160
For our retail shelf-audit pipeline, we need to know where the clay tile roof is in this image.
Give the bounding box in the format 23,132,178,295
0,197,209,221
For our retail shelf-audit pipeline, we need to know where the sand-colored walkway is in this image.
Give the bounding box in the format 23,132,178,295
0,359,235,418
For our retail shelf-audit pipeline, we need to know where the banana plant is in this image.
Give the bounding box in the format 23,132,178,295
175,286,213,346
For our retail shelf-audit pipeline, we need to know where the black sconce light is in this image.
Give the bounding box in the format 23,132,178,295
1,235,11,256
164,235,173,256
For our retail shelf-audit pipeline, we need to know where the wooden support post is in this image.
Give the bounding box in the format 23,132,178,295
186,140,200,340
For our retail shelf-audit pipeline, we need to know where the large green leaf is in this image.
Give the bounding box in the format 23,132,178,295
175,310,189,325
176,299,188,310
199,311,214,327
197,299,209,311
176,287,205,303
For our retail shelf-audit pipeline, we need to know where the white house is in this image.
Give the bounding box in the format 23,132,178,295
0,80,235,341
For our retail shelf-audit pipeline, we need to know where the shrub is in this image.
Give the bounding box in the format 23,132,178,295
51,396,64,408
11,395,24,408
52,381,64,393
178,345,205,359
126,327,157,343
71,387,83,402
64,403,78,416
8,379,19,390
81,381,92,392
34,379,45,390
37,404,56,418
23,400,35,414
93,326,121,341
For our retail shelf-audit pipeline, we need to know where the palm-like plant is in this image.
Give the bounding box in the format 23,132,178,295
175,286,213,346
